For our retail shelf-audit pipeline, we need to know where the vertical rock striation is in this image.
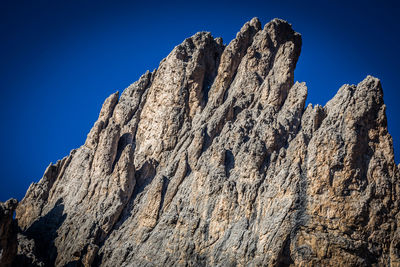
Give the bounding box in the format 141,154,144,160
0,17,397,266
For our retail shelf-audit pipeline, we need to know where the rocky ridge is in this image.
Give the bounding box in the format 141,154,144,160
0,17,399,266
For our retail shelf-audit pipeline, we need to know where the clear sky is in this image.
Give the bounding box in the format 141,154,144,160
1,0,399,201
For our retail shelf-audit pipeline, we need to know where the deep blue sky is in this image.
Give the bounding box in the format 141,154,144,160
1,0,399,201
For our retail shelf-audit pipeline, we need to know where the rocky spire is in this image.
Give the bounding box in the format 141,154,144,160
0,18,398,266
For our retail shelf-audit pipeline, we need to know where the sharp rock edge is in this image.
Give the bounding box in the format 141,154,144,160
0,17,399,267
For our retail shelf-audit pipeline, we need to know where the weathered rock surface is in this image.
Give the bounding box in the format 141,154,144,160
1,17,399,266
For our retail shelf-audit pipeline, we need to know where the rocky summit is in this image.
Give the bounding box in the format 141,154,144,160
1,17,399,266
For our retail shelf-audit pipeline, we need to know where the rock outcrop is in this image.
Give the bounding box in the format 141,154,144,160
0,17,399,266
0,199,17,267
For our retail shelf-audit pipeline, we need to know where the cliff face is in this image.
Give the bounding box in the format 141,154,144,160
1,18,399,266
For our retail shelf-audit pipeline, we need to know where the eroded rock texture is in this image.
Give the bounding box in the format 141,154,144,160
4,18,400,266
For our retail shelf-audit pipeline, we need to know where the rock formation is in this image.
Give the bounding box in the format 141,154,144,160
1,17,399,266
0,199,17,267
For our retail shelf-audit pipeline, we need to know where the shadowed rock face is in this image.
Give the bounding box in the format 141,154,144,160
0,199,17,267
0,17,398,266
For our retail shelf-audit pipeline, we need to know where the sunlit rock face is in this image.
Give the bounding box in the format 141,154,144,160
1,18,399,266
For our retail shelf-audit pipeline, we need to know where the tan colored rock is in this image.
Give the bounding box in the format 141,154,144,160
8,18,400,266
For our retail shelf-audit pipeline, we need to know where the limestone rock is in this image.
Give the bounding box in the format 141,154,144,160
6,17,400,266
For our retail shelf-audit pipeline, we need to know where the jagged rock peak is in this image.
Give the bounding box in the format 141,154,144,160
0,18,399,266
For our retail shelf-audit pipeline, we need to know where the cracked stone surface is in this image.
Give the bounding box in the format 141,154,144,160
0,17,399,266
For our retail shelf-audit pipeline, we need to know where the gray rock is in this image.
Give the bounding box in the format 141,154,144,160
7,18,400,266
